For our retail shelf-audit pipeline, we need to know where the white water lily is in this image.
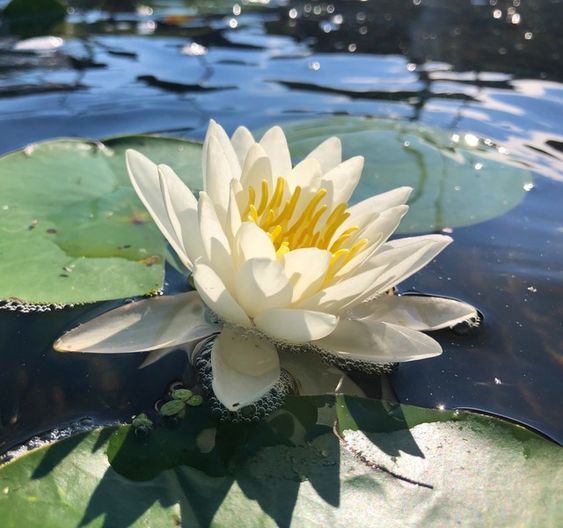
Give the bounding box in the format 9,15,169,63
55,120,477,411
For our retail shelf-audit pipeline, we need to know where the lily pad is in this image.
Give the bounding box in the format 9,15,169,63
0,136,201,305
282,117,533,233
0,396,560,527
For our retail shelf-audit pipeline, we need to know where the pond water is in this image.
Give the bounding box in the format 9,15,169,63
0,0,561,453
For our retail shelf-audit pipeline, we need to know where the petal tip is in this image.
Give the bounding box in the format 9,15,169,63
53,338,67,352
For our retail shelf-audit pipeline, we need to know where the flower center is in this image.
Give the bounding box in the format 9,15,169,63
241,176,368,280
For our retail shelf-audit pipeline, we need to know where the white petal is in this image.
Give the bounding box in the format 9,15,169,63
306,137,342,173
286,157,322,193
225,180,242,246
241,142,268,176
314,318,442,363
158,164,203,269
260,126,292,177
282,247,331,302
203,134,234,218
356,205,408,246
235,221,276,265
139,342,183,368
198,192,234,288
349,235,453,306
211,328,280,411
321,156,364,205
351,295,478,331
54,292,217,354
202,120,240,181
193,263,251,327
239,155,273,202
297,265,385,313
331,210,378,245
254,308,338,343
347,186,412,222
332,205,409,280
231,126,255,167
126,150,190,266
235,258,292,318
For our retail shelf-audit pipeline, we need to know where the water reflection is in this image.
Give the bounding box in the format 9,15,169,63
0,0,561,448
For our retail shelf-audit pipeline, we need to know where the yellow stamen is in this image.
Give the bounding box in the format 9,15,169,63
260,209,276,231
327,249,349,275
295,204,328,248
343,238,368,266
267,177,285,213
276,241,290,257
329,226,360,252
318,204,350,249
284,188,328,237
324,202,348,228
247,204,258,222
272,186,302,226
268,224,283,243
241,186,256,218
237,173,372,281
256,179,270,216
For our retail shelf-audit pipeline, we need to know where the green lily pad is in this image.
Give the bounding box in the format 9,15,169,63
0,136,201,305
282,117,533,233
0,396,560,527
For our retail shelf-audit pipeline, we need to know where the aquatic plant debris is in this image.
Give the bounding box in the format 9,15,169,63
55,121,477,415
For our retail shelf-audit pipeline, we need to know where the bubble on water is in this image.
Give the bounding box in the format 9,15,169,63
315,349,397,376
450,310,482,335
0,417,119,464
0,300,74,313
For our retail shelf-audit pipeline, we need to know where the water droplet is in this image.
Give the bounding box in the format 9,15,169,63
181,42,207,56
464,134,479,147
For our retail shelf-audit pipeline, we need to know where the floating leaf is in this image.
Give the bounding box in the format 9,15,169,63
0,397,559,527
0,136,201,305
187,394,204,407
282,117,533,233
158,399,186,417
171,389,193,402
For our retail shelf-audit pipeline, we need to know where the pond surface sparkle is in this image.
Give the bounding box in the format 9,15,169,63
0,0,561,452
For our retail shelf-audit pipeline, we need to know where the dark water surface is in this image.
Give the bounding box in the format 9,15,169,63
0,0,561,451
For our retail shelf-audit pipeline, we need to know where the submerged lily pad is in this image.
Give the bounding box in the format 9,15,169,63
0,136,201,305
282,117,533,233
0,396,559,527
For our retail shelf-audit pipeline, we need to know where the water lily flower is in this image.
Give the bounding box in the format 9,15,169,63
55,121,477,411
